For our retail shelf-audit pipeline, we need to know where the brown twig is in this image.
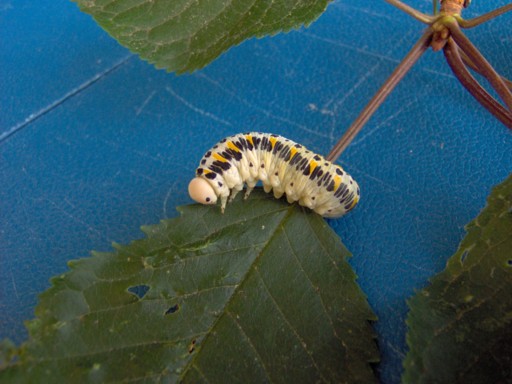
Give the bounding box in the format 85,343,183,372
384,0,434,24
458,3,512,28
458,50,512,90
447,20,512,111
444,38,512,128
326,30,432,162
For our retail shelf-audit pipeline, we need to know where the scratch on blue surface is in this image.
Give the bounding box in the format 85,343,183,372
351,100,415,147
45,198,110,242
10,271,20,300
165,85,233,127
195,73,330,139
332,1,403,22
135,90,157,116
0,54,133,144
315,31,413,144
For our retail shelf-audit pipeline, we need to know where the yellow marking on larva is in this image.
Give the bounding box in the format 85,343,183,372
349,196,359,209
269,136,278,149
227,141,240,152
309,160,318,174
245,135,254,147
203,169,212,175
213,153,227,162
333,175,342,190
289,147,298,159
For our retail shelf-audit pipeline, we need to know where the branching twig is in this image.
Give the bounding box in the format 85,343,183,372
458,3,512,28
326,31,432,162
384,0,434,24
326,0,512,160
447,20,512,111
458,50,512,91
444,38,512,128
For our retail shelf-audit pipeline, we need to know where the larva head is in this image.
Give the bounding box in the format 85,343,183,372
188,177,217,205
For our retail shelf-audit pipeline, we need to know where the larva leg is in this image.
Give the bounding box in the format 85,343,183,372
220,195,228,213
263,183,272,193
244,180,257,199
299,196,315,210
273,187,284,199
229,184,243,202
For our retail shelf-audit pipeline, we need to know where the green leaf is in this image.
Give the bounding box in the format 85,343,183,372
403,174,512,383
1,189,378,383
72,0,332,73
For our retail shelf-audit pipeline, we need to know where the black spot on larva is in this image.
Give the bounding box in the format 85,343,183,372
235,140,245,150
274,172,278,176
312,196,315,200
326,180,335,192
310,165,321,179
334,184,347,198
165,304,179,315
313,155,321,161
218,182,223,187
197,168,204,175
205,151,212,158
213,145,218,149
275,142,284,154
261,163,265,168
201,159,206,165
127,285,150,299
226,149,242,161
220,151,232,161
249,162,254,167
205,172,217,180
290,182,294,187
205,197,210,202
220,138,227,143
213,160,231,171
335,168,344,176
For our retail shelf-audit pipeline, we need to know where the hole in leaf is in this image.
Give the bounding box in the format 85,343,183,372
460,250,469,264
127,285,150,299
165,304,179,315
507,260,512,267
188,339,197,354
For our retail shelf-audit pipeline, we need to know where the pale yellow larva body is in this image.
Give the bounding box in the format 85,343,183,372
188,132,360,218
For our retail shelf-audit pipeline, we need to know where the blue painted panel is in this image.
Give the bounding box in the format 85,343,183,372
1,1,511,382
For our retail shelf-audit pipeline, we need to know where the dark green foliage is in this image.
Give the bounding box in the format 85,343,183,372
0,190,378,383
73,0,332,73
403,174,512,383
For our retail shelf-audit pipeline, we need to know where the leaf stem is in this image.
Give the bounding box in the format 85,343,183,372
384,0,434,24
444,38,512,129
326,30,432,162
447,21,512,111
458,4,512,28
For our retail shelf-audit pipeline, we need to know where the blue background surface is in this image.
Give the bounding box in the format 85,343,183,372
1,1,511,382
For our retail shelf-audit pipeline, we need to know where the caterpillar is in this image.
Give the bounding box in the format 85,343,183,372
188,132,360,218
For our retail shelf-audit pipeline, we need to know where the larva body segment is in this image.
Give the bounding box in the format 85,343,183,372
189,132,360,218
